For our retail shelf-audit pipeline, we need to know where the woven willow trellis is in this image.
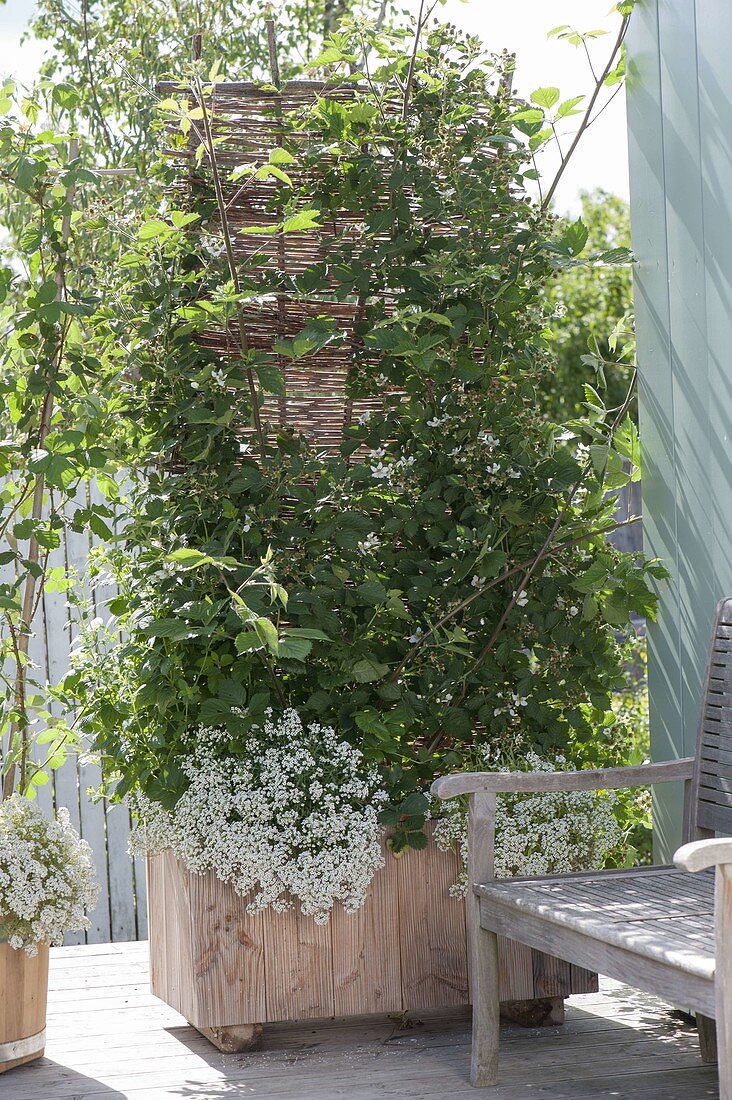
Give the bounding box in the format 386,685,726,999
159,78,403,452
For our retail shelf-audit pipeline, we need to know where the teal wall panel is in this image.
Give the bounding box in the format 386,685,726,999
627,0,732,855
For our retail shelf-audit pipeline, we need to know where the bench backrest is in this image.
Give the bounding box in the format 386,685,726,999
693,596,732,836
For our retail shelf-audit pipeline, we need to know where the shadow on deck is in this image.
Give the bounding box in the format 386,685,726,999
1,942,719,1099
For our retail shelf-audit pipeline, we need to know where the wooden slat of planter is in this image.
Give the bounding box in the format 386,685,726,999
263,906,335,1022
532,949,575,998
188,869,266,1026
498,939,534,1002
0,943,48,1072
147,838,598,1030
571,962,600,995
148,851,194,1022
397,829,469,1009
146,854,167,1007
331,835,402,1017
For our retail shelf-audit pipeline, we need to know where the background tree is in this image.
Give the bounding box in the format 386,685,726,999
30,0,402,171
542,189,633,421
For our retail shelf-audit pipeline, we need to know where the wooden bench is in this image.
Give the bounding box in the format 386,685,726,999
432,596,732,1096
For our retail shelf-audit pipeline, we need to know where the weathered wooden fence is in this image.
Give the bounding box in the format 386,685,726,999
3,483,147,945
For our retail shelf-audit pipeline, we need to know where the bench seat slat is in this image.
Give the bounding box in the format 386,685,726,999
477,867,715,984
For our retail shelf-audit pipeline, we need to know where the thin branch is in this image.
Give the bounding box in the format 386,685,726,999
460,368,638,690
402,0,440,121
582,37,599,83
542,15,629,211
193,73,268,463
2,139,79,800
374,0,389,33
81,0,116,154
388,511,641,685
584,81,624,132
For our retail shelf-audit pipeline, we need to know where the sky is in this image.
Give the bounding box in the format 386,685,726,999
436,0,630,214
0,0,629,215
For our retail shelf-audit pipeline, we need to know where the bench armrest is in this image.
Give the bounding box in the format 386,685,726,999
675,838,732,872
431,757,695,800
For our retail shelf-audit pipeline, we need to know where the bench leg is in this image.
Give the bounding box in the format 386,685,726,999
696,1014,717,1063
716,865,732,1100
470,922,500,1087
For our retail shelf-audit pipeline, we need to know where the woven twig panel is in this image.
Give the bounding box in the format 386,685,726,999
160,79,401,451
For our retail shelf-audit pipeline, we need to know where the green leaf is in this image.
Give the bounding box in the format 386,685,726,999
170,210,200,230
530,86,560,110
255,362,285,395
270,146,295,165
351,657,389,683
605,53,626,87
138,219,172,241
555,218,589,258
614,417,641,479
399,791,429,816
273,321,339,359
142,618,192,640
405,829,428,851
282,209,321,233
89,513,113,540
357,579,388,605
307,46,346,67
235,630,261,653
284,628,332,641
52,82,81,109
511,107,545,126
254,616,279,655
255,164,292,185
36,278,59,305
556,95,585,119
168,548,214,569
582,594,599,621
574,561,609,594
278,636,312,661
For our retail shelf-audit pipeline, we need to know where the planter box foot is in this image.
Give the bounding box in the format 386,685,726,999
500,997,565,1027
697,1014,717,1063
195,1024,263,1053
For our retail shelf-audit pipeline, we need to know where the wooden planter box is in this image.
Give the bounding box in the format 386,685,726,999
0,942,48,1073
147,829,597,1047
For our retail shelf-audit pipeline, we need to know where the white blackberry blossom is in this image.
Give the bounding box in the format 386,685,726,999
357,532,381,554
0,795,99,954
129,709,387,924
435,751,623,897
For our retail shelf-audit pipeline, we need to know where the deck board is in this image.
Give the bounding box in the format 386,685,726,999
0,942,719,1099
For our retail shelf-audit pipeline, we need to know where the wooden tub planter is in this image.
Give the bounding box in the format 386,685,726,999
147,827,597,1050
0,942,49,1073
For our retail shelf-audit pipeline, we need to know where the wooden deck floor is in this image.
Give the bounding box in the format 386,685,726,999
1,941,720,1099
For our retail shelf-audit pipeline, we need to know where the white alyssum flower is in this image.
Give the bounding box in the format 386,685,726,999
435,751,623,897
129,709,387,924
0,795,99,954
